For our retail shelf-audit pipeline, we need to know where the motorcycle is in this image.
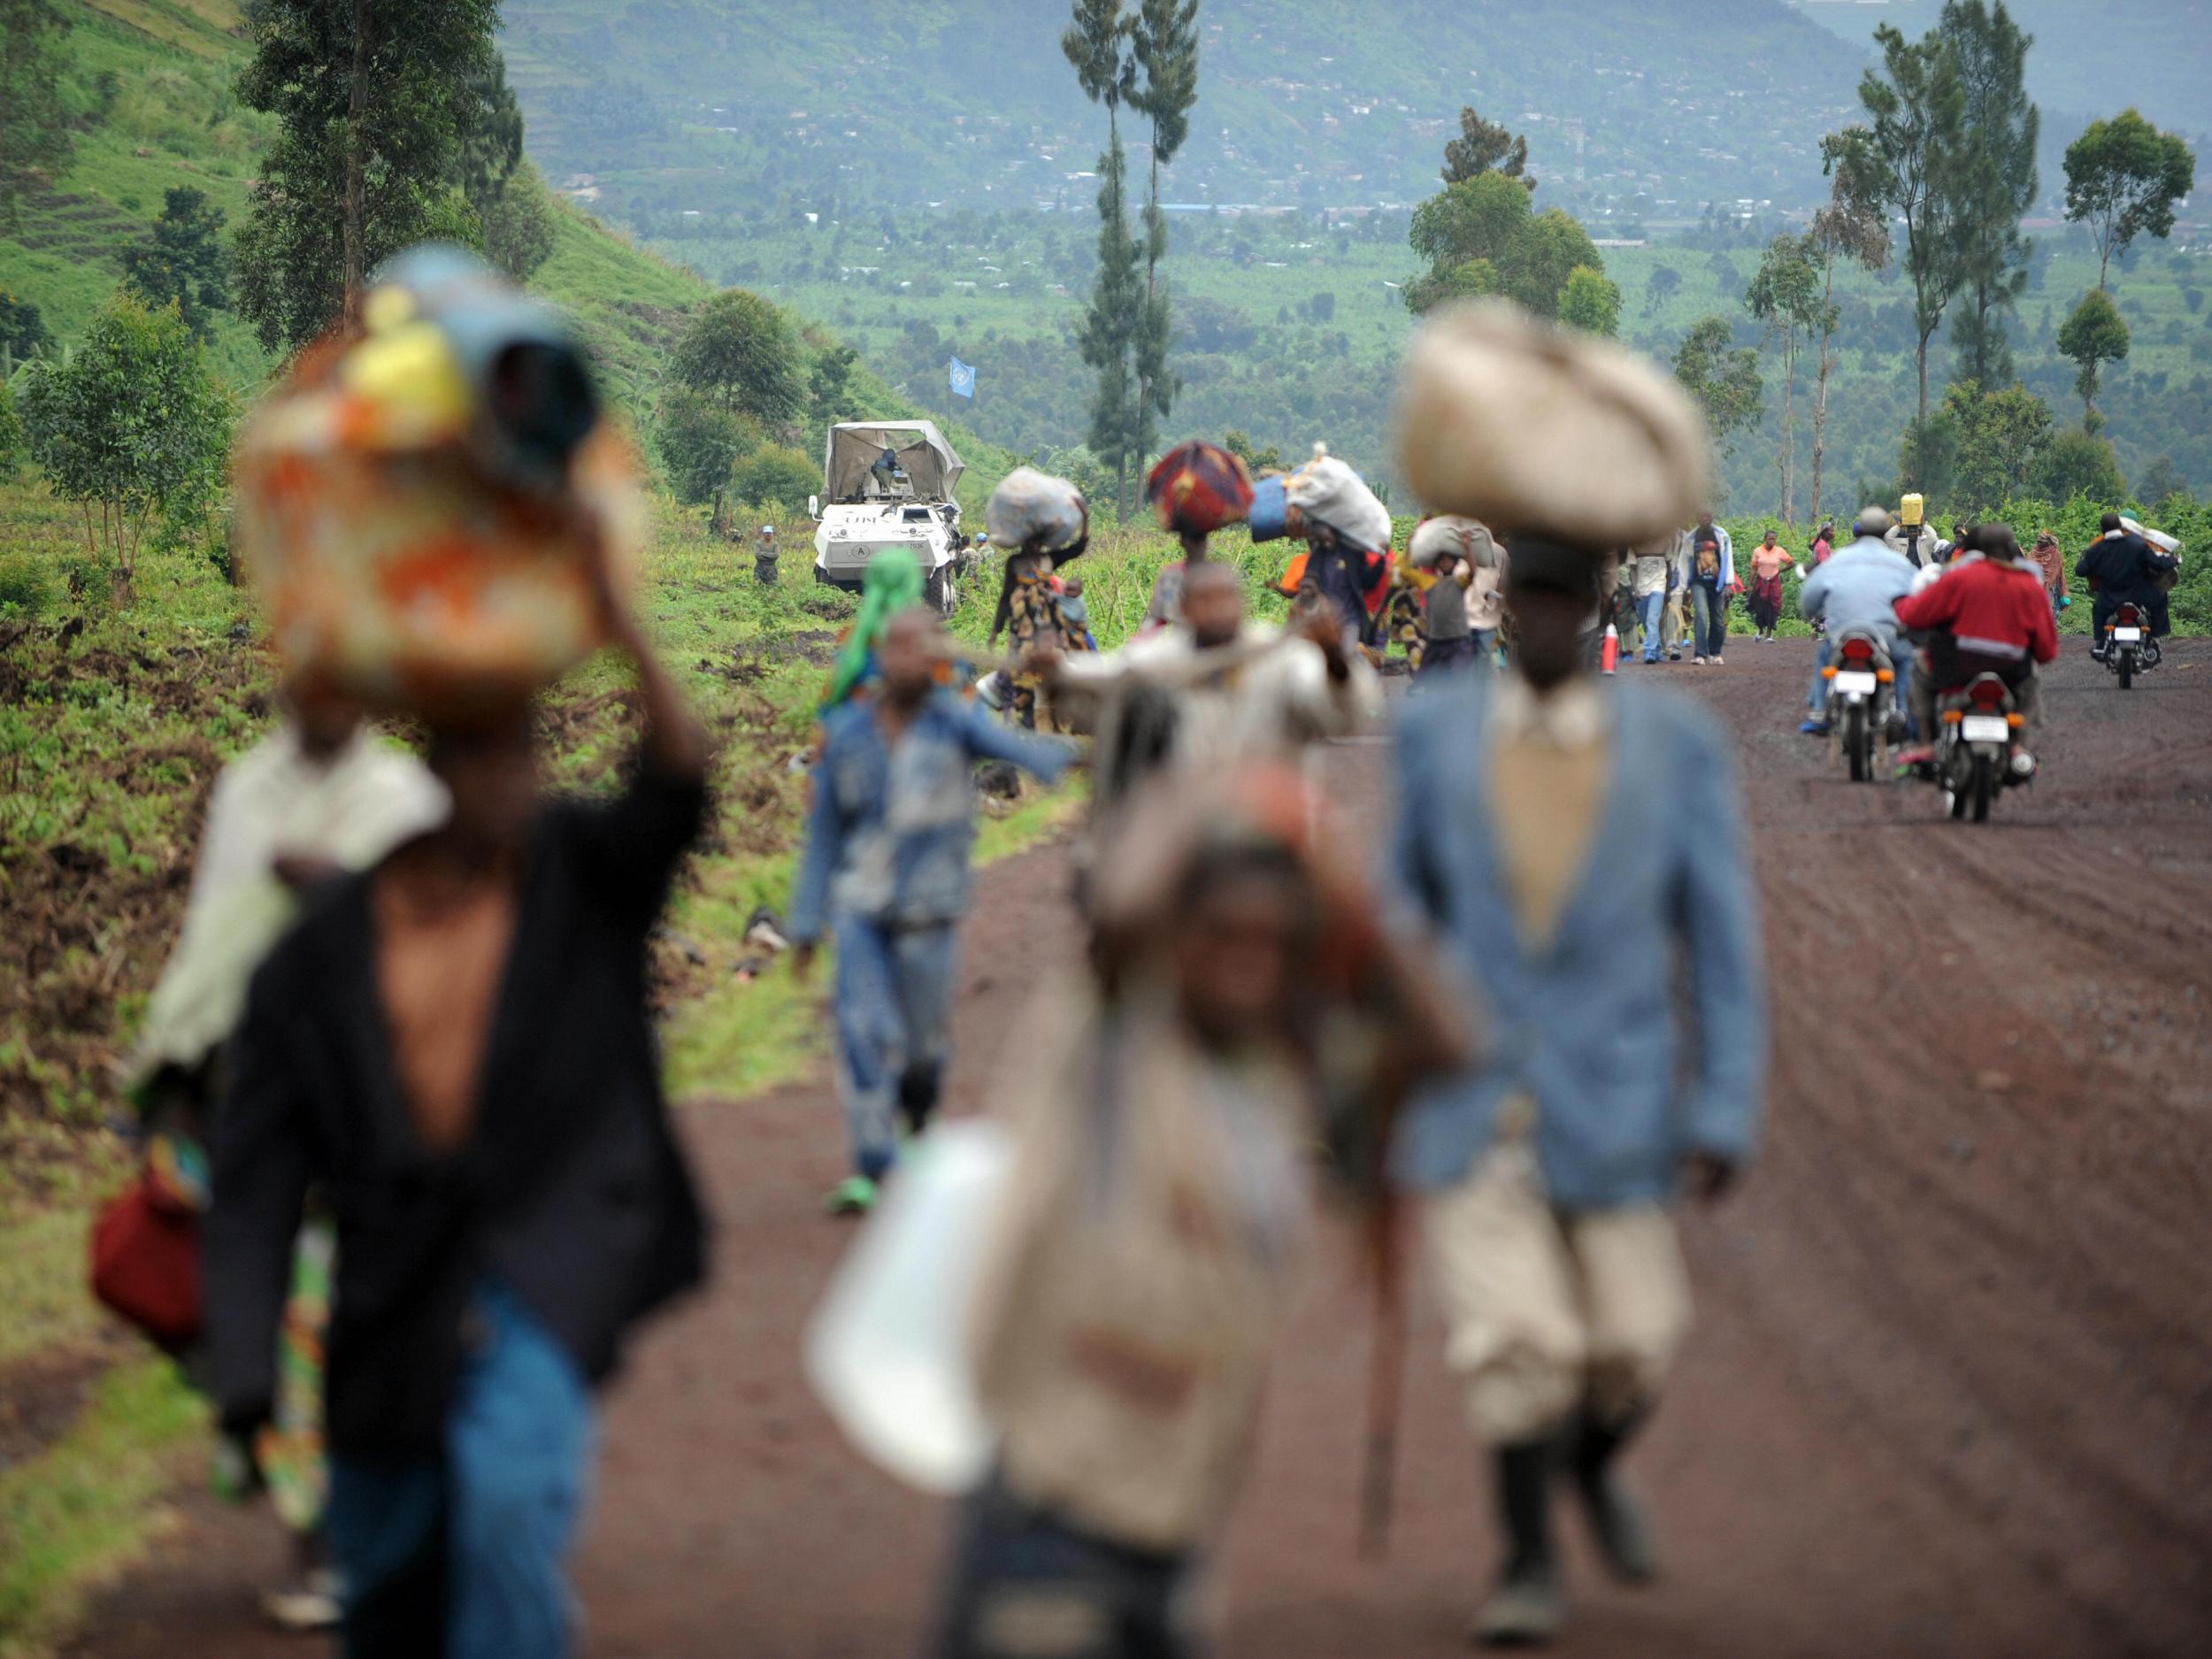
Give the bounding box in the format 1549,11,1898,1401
1927,672,2035,822
1820,628,1900,782
2102,601,2161,690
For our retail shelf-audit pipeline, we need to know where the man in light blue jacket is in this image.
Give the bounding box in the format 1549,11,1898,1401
791,608,1071,1213
1796,507,1920,735
1386,539,1765,1645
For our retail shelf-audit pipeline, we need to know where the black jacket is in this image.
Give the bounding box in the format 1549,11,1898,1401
207,764,710,1455
2076,533,2177,606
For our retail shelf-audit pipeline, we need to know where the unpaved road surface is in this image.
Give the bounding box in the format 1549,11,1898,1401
69,641,2212,1657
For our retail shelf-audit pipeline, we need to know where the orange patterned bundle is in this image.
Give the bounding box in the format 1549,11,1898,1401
1145,440,1255,536
234,248,639,719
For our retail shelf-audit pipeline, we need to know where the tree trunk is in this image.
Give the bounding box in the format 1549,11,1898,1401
1912,327,1932,482
342,0,370,331
1780,333,1797,523
1810,261,1834,524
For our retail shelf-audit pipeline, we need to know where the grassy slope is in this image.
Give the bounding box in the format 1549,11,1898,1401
0,5,1025,1644
0,2,1022,486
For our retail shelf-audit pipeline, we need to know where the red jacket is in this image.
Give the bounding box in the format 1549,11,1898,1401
1893,557,2059,667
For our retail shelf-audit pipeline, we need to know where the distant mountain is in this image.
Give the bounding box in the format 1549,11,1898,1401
500,0,1871,226
1791,0,2212,148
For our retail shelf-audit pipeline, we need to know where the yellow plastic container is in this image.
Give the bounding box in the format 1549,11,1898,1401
1899,492,1925,528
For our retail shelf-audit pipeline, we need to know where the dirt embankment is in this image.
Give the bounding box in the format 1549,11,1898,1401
65,640,2212,1659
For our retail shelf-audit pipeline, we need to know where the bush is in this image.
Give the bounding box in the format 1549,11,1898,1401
731,444,818,518
0,552,54,617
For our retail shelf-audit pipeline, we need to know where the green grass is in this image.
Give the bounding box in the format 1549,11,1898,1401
0,1357,206,1659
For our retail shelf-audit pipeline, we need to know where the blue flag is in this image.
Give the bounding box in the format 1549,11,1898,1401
949,356,976,399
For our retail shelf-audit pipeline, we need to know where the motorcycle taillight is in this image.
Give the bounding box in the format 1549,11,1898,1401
2116,603,2142,626
1841,637,1875,664
1968,679,2008,710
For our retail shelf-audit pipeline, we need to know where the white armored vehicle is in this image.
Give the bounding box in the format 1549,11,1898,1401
810,420,970,614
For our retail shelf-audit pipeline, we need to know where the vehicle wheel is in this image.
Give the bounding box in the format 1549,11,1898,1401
2117,654,2133,691
926,567,956,618
1845,703,1868,783
1970,755,1993,822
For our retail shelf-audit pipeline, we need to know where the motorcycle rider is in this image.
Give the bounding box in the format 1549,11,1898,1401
1795,507,1918,737
1893,525,2057,766
2078,512,2180,660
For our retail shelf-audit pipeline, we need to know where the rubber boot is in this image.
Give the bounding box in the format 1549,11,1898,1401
1571,1407,1659,1584
897,1060,943,1137
1474,1440,1566,1647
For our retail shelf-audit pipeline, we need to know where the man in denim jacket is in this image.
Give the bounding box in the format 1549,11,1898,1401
791,607,1071,1213
1386,538,1765,1645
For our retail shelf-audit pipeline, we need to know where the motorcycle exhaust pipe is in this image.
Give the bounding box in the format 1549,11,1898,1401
2009,751,2037,780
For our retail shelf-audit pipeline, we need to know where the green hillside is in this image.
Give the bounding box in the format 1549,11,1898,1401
501,0,1869,227
0,0,1018,495
620,197,2212,512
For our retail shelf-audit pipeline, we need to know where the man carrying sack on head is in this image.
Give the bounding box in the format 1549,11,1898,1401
211,248,712,1659
1386,302,1767,1647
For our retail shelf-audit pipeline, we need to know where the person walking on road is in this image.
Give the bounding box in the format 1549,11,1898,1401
1630,538,1671,664
208,559,715,1659
2030,530,2071,618
1386,307,1764,1647
1387,540,1764,1647
1747,529,1795,641
936,770,1467,1659
791,608,1071,1215
1686,516,1732,664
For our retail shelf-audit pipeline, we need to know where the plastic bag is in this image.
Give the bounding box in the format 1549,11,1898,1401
985,466,1087,552
803,1119,1012,1495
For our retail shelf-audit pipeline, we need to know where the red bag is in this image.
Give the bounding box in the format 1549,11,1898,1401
91,1171,204,1349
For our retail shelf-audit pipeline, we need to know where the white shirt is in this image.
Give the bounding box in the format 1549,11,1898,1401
1058,621,1381,778
1488,672,1608,750
127,726,448,1084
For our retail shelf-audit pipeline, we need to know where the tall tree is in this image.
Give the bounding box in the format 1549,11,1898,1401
1672,315,1764,467
1855,21,1972,461
2063,109,2196,291
234,0,500,349
1810,128,1890,521
1128,0,1199,493
2056,288,2130,428
1403,171,1603,320
1745,232,1824,520
0,0,73,228
1440,106,1533,190
121,188,232,342
1941,0,2039,390
1063,0,1142,518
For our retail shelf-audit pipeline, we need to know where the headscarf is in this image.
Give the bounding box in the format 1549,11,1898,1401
824,548,924,710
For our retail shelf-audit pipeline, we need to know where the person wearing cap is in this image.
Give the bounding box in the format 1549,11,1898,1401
208,551,713,1659
792,608,1072,1216
1388,303,1764,1647
1796,508,1919,736
755,524,780,584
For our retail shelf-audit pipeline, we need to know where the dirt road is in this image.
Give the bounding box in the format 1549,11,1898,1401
70,640,2212,1658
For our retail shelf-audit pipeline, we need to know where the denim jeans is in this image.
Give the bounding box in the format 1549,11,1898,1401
326,1281,596,1659
1807,636,1912,732
1691,584,1729,658
1636,589,1667,661
833,915,959,1180
930,1475,1195,1659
